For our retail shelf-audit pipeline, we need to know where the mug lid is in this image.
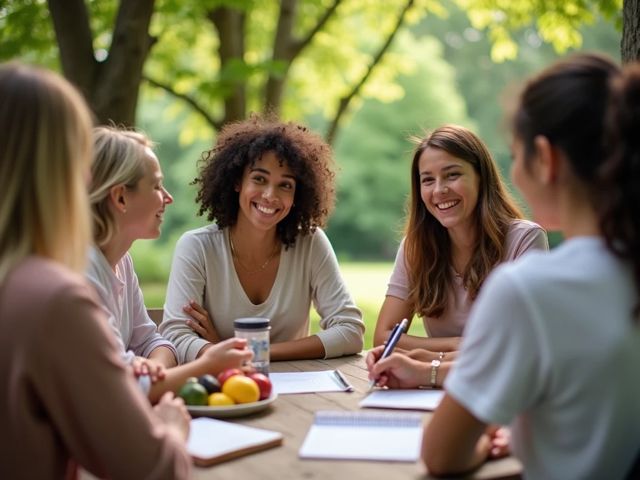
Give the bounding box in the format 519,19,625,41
234,317,270,329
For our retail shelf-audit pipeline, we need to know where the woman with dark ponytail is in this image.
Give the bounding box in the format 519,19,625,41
376,53,640,478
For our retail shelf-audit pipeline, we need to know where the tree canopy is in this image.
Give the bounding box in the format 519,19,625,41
0,0,630,142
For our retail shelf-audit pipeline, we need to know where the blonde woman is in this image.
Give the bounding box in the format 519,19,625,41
0,63,190,478
88,126,252,402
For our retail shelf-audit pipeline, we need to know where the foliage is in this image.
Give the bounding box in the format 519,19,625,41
455,0,622,61
327,31,474,259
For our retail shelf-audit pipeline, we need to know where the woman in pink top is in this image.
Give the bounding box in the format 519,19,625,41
0,63,190,479
371,125,547,387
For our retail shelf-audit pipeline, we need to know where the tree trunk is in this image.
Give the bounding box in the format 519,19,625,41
264,0,297,115
622,0,640,63
209,7,247,124
48,0,155,126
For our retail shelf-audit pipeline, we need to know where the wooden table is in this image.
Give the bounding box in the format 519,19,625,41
192,354,522,480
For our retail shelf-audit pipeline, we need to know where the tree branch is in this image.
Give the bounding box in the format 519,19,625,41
325,0,415,144
47,0,96,98
290,0,342,58
264,0,342,114
143,75,222,131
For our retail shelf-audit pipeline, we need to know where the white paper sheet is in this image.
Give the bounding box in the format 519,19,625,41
359,389,445,411
270,370,353,394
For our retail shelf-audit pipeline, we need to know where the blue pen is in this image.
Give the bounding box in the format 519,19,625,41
367,318,409,391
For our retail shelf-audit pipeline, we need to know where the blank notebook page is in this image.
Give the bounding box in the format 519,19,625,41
299,410,423,462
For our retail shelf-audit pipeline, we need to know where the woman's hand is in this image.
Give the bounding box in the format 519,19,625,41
131,356,167,384
367,346,427,389
184,300,220,343
485,425,511,459
153,392,190,441
200,337,253,374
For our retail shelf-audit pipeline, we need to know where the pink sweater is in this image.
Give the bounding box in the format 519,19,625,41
386,219,548,337
0,257,190,480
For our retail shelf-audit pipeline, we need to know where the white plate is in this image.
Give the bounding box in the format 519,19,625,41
187,393,278,418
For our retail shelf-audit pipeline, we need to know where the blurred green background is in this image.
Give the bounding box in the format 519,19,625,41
2,0,623,348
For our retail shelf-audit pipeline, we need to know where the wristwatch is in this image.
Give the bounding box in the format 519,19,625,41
430,359,441,388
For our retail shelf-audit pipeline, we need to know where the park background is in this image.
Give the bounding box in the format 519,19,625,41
2,0,630,347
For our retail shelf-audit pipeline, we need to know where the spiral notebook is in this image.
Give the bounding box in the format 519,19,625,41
299,410,424,462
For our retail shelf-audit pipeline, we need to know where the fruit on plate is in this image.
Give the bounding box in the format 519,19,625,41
208,392,235,406
247,372,272,400
198,374,221,394
217,368,244,386
222,375,260,404
178,377,208,406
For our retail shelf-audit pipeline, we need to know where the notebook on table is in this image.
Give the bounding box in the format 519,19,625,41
299,410,424,462
187,417,283,467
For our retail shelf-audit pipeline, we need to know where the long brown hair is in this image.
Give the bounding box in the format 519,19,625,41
405,125,523,318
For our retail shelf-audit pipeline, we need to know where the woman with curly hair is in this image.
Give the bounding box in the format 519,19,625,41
160,116,364,362
372,125,547,369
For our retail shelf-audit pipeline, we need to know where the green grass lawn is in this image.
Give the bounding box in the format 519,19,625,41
140,261,425,349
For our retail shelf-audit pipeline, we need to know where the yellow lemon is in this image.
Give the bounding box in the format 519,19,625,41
208,392,235,406
222,375,260,404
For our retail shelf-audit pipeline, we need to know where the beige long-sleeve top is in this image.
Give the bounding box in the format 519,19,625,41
160,225,364,363
0,257,190,480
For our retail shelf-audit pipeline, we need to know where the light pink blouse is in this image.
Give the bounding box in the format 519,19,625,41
386,219,548,337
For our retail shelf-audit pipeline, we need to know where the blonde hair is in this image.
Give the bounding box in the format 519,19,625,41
90,126,153,247
0,62,93,282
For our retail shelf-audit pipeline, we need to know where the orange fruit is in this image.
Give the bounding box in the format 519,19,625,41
222,375,260,404
208,392,235,406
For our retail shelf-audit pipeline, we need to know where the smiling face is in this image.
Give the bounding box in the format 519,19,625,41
418,146,480,237
121,149,173,240
236,151,296,233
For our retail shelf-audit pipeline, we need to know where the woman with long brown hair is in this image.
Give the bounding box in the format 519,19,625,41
373,125,547,384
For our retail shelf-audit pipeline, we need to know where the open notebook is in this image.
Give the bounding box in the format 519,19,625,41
299,410,424,462
187,417,283,466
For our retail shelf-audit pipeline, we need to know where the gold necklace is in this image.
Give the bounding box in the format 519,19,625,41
229,235,279,275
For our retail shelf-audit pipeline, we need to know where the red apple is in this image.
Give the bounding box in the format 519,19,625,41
217,368,244,387
248,372,272,400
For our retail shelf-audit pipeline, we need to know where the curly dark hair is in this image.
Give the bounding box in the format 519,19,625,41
193,115,336,248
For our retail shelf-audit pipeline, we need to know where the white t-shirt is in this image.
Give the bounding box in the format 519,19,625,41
160,225,364,363
445,237,640,480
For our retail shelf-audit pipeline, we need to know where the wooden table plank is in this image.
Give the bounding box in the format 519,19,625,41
192,354,522,480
